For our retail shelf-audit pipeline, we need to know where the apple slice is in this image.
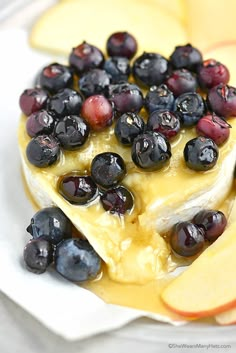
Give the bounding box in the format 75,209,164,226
29,0,187,57
161,197,236,318
185,0,236,51
215,308,236,325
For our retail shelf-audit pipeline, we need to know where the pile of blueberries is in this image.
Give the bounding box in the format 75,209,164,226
19,32,235,278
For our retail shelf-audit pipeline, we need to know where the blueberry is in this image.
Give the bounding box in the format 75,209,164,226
23,239,54,274
26,207,72,245
114,112,145,146
106,32,137,59
26,135,60,167
91,152,126,189
170,222,205,257
101,186,134,215
174,92,206,126
170,44,203,72
108,82,143,114
145,84,174,113
146,110,181,140
103,56,130,83
193,209,227,242
183,136,219,171
26,110,56,137
58,175,98,205
39,63,73,93
79,69,111,97
131,131,172,170
48,88,83,118
69,42,104,75
55,238,101,282
132,52,169,87
54,115,90,150
207,83,236,118
19,88,49,116
165,69,198,97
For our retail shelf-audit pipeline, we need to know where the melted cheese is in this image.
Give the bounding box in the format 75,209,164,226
18,114,236,284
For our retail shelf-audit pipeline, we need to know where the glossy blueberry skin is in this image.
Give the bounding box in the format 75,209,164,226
103,56,130,83
108,82,143,114
48,88,83,118
59,175,98,205
132,53,169,88
55,238,101,282
91,152,126,189
207,83,236,118
196,114,231,146
101,186,134,215
174,92,206,126
114,112,145,146
54,115,90,150
165,69,198,97
145,84,174,113
106,32,137,59
23,239,54,274
183,136,219,171
147,110,181,140
193,209,227,242
27,207,72,245
170,222,205,257
26,135,60,168
19,88,49,116
39,63,73,93
69,42,104,75
170,44,203,72
79,69,111,97
197,59,230,90
26,110,56,137
131,131,172,170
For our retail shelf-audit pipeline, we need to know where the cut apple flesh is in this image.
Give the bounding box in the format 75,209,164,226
29,0,187,57
215,307,236,325
161,197,236,318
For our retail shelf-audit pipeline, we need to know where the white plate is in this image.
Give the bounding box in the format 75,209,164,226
0,29,236,348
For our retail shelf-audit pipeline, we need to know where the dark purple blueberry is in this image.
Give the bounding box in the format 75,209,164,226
147,110,181,139
132,53,169,88
26,135,60,168
174,92,206,126
19,88,49,116
81,95,113,131
91,152,126,189
197,59,230,90
170,222,205,257
183,136,219,171
23,239,54,274
78,69,111,97
108,82,143,113
145,84,174,113
103,56,130,83
48,88,83,118
193,209,227,242
165,69,198,97
69,42,104,75
170,44,203,72
114,112,145,146
39,63,73,93
131,131,171,170
207,83,236,118
26,207,72,245
26,110,55,137
196,114,231,145
101,186,134,215
106,32,137,59
55,238,101,282
59,175,98,205
54,115,90,150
